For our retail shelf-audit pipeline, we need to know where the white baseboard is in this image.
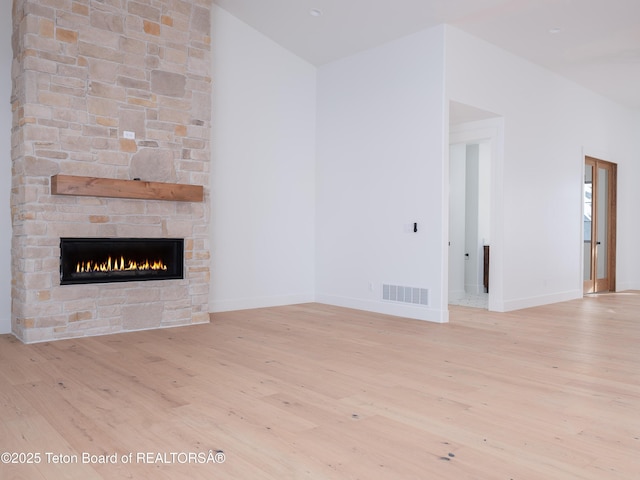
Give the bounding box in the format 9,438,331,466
209,293,315,313
501,289,582,312
614,283,640,293
315,293,448,323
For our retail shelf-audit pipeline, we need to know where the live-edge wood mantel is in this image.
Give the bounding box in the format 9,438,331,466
51,175,204,202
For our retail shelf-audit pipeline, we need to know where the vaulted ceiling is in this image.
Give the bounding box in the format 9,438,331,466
213,0,640,110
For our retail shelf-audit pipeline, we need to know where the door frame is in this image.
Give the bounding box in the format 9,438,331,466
583,156,617,294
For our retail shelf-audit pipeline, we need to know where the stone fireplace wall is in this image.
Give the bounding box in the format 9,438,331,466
11,0,212,343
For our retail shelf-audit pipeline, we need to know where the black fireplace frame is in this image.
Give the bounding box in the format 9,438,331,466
60,237,184,285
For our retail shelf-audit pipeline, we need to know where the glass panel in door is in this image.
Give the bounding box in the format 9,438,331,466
596,166,608,283
583,164,593,289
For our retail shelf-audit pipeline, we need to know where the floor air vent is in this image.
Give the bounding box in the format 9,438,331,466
382,284,429,306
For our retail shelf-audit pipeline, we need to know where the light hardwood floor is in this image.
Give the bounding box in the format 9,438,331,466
1,293,639,479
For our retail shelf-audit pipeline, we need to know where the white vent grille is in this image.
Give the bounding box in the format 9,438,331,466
382,284,429,306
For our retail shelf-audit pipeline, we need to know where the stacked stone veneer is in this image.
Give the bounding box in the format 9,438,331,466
11,0,212,343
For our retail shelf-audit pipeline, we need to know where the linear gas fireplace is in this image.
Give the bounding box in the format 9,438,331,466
60,238,184,285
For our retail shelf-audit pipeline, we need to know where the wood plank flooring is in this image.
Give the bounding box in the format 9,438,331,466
1,293,639,479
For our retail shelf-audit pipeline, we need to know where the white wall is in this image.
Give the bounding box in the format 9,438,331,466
0,10,12,334
446,26,640,309
316,26,448,322
617,122,640,291
209,6,317,311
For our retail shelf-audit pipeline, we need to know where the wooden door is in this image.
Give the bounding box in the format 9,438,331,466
583,157,617,294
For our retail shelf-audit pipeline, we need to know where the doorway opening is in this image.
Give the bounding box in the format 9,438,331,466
447,101,504,311
583,156,617,294
448,142,490,308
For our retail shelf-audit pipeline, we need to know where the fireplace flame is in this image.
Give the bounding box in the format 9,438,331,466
76,256,168,273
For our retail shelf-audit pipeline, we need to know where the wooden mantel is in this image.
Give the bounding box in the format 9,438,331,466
51,175,204,202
